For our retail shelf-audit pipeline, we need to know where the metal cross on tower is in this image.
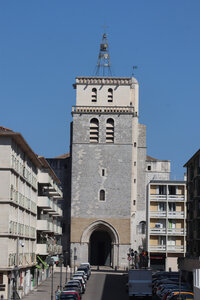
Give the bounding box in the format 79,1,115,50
95,31,112,76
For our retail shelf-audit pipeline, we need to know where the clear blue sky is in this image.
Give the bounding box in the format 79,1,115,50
1,0,200,179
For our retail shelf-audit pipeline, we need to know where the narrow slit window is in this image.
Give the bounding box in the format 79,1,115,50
90,118,99,143
100,190,105,201
92,88,97,102
106,118,114,143
108,88,113,102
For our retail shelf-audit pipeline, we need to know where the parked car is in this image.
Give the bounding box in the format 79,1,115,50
59,290,81,300
77,266,90,279
166,291,194,299
79,263,91,276
67,280,83,294
74,272,87,283
72,276,86,292
63,283,82,298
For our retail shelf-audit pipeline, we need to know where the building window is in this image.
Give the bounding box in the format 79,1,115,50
102,169,105,176
91,88,97,102
147,165,151,171
168,185,176,195
106,118,114,143
138,221,146,234
134,179,136,183
108,88,113,102
90,118,99,143
99,189,105,201
168,202,176,212
134,161,136,166
0,273,3,284
134,142,137,147
133,200,136,205
159,185,166,195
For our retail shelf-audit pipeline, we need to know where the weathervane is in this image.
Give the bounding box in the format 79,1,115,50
132,66,138,77
95,27,112,77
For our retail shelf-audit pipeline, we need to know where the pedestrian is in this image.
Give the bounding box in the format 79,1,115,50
55,285,61,300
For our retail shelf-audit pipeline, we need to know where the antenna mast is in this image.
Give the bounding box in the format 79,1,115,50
95,31,112,76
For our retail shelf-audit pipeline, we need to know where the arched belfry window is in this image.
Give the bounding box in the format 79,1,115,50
106,118,114,143
99,189,105,201
90,118,99,143
92,88,97,102
108,88,113,102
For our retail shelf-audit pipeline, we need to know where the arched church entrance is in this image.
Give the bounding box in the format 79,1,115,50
89,230,111,266
81,220,119,268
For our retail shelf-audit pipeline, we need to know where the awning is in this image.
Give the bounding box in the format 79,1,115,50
37,256,48,269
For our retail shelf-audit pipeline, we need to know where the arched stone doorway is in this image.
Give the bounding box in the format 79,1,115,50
89,230,111,266
81,220,119,267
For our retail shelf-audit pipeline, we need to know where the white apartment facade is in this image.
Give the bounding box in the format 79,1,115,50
0,127,63,299
147,180,187,271
0,127,40,299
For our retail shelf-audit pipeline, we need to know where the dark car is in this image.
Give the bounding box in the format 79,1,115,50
59,290,80,300
77,266,90,279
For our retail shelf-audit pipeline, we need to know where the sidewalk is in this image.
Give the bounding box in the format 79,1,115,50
23,269,70,300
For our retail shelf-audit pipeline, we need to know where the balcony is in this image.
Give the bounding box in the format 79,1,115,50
168,211,185,218
37,196,53,210
150,211,167,218
167,245,184,252
167,228,186,235
150,195,167,201
36,244,48,255
150,227,166,234
168,195,185,202
38,172,53,186
150,227,186,236
37,220,52,232
149,245,166,252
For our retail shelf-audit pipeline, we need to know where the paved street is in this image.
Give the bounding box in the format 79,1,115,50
82,271,129,300
22,268,158,300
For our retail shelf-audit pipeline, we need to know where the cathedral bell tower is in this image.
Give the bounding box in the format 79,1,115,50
70,33,147,267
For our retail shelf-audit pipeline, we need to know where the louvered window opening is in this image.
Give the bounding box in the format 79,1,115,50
92,88,97,102
108,88,113,102
106,119,114,143
90,118,99,143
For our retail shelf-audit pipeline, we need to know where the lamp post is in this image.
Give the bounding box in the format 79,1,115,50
65,251,68,284
13,265,18,300
73,247,77,275
70,249,73,279
59,254,64,290
46,256,54,300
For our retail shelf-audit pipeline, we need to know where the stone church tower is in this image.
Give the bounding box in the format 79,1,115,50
70,74,147,268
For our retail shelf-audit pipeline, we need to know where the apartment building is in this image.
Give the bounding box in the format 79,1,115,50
147,180,186,271
0,127,40,299
178,149,200,299
36,156,63,284
47,153,71,266
0,127,63,299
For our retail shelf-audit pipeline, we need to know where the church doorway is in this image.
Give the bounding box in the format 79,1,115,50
89,230,111,266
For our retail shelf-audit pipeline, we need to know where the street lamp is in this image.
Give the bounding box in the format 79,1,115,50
73,247,77,275
13,265,18,300
65,251,68,284
59,254,64,290
46,256,54,300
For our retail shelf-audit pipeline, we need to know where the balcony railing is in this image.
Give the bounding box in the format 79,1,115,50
149,245,166,251
150,194,185,202
150,195,167,201
150,211,185,218
150,211,167,217
150,228,166,234
167,245,184,252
